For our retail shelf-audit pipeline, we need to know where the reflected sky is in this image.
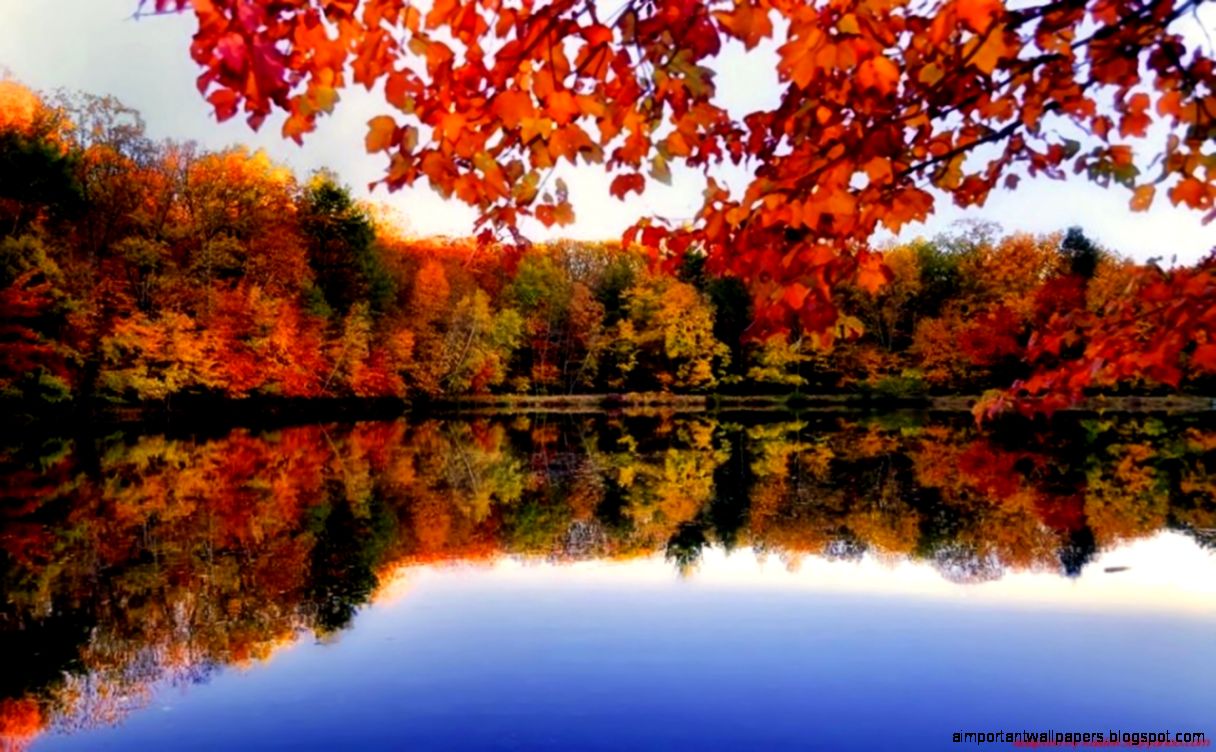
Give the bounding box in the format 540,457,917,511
457,533,1216,616
31,535,1216,752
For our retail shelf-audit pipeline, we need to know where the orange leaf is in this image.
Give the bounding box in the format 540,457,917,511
714,1,772,50
536,202,574,227
1108,145,1134,167
1119,92,1151,138
365,115,397,152
1170,178,1208,209
545,90,580,126
610,173,645,199
967,29,1014,75
547,124,591,163
208,89,240,122
857,56,899,95
385,72,415,111
856,252,891,294
1156,90,1182,118
863,156,893,184
956,0,1004,33
1129,184,1154,212
426,0,457,29
492,90,534,129
553,200,575,226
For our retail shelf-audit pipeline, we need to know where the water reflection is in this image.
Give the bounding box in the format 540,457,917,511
1,412,1214,749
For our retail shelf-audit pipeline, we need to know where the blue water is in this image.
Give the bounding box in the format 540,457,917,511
33,566,1214,751
8,414,1215,751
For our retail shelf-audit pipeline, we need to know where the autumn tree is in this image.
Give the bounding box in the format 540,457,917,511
326,301,414,396
0,81,80,237
440,290,524,393
504,248,608,391
7,69,1215,408
140,0,1216,356
677,250,753,376
54,91,156,260
746,333,814,388
980,254,1216,415
181,148,311,302
504,250,576,389
0,235,75,402
614,272,730,390
298,172,395,315
842,243,923,354
403,258,453,395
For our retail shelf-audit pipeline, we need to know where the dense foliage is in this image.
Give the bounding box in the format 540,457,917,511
138,0,1216,346
1,80,1213,409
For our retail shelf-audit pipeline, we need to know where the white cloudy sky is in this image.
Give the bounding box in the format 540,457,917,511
1,0,1212,262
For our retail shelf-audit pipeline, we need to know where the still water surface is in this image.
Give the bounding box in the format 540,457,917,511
2,412,1213,750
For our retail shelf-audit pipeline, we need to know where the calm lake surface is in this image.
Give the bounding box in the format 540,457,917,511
1,411,1213,750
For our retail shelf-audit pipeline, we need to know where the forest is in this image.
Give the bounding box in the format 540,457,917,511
1,77,1214,412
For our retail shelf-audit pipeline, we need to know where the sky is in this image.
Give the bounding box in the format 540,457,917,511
1,0,1213,262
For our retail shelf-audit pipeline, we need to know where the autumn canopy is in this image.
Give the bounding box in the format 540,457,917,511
0,0,1208,414
140,0,1212,301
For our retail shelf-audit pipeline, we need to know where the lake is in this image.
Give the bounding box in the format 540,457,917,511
1,411,1213,750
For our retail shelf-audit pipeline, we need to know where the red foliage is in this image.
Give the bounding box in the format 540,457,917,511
959,306,1022,366
0,271,71,390
141,0,1216,345
1017,255,1216,407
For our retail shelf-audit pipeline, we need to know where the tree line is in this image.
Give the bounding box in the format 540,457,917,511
1,79,1212,407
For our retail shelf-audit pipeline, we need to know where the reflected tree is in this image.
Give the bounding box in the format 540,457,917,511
0,412,1210,748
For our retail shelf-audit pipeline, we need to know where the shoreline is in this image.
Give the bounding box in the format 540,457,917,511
2,393,1213,436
